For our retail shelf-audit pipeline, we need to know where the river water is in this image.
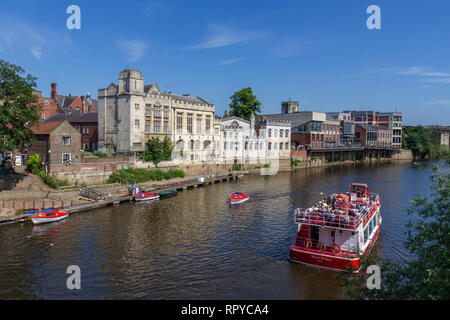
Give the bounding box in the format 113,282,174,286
0,161,433,299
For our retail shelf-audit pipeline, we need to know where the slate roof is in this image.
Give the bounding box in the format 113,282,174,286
43,110,97,123
30,121,64,134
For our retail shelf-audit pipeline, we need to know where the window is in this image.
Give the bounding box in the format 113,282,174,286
215,127,219,135
274,129,278,138
163,106,169,118
145,120,151,133
44,100,49,105
163,121,168,133
280,129,283,137
135,103,140,110
285,142,289,149
177,113,183,133
86,127,90,135
135,119,140,129
40,114,45,120
154,106,161,117
153,120,161,133
280,142,283,150
146,105,151,116
364,227,369,245
62,153,71,164
268,142,272,150
187,114,193,134
268,129,272,137
224,142,227,150
196,116,202,134
206,116,211,132
62,137,71,145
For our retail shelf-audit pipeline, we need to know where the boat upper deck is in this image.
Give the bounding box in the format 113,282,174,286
294,192,379,230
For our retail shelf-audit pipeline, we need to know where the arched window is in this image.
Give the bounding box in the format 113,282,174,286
195,140,201,150
224,142,227,150
268,142,272,150
280,142,283,150
285,142,289,150
189,140,194,150
176,140,184,150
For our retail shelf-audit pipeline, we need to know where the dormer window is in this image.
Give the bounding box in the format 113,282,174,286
44,100,49,105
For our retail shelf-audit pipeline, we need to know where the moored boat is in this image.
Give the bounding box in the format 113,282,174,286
229,192,249,204
30,208,69,225
289,183,382,273
134,191,160,201
153,189,178,198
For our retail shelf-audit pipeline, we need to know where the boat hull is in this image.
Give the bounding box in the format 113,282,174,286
134,195,160,201
230,197,249,204
31,213,69,225
289,224,381,273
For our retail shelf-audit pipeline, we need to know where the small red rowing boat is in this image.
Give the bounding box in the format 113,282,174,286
30,209,69,225
229,192,249,204
134,191,160,202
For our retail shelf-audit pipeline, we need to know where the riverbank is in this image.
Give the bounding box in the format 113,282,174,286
0,149,413,222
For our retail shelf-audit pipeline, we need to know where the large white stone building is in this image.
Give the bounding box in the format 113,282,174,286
221,114,291,166
97,69,221,162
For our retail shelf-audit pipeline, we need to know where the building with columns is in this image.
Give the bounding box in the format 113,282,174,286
97,69,220,162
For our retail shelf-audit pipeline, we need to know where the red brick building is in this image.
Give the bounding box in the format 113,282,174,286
43,111,98,151
291,120,340,149
355,124,392,148
28,121,81,173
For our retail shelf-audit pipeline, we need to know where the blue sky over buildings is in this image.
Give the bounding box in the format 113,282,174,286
1,0,449,125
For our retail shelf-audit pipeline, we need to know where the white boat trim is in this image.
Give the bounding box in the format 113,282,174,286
290,247,360,261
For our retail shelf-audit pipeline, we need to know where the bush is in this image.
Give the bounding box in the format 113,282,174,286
93,151,108,158
35,169,69,189
107,168,185,185
232,165,241,171
263,163,270,168
26,154,42,173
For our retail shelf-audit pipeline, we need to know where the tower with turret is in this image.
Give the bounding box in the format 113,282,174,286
281,100,299,114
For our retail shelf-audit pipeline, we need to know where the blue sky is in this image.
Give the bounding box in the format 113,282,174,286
1,0,450,125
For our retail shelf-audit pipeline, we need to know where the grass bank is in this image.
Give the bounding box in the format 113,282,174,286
107,168,185,185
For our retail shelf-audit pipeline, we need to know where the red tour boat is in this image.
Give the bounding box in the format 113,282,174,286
290,183,382,273
229,192,249,204
30,208,69,225
134,191,160,202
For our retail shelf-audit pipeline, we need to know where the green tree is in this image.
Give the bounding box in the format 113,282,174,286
341,159,450,300
0,60,41,152
140,137,173,167
229,87,261,120
403,126,431,160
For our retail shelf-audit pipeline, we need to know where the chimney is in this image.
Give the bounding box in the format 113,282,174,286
81,96,86,113
51,83,57,99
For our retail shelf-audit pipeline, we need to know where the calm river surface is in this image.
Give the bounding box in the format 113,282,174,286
0,162,433,299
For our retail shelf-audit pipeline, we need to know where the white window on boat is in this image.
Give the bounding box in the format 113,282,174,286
368,218,374,236
364,226,369,245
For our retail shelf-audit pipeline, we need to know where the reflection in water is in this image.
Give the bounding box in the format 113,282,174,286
0,162,432,299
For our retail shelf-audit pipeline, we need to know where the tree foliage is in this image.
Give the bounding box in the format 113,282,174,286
140,136,173,166
0,60,41,152
229,87,261,120
340,159,450,300
403,126,449,160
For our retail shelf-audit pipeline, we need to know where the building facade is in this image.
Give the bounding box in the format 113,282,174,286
355,124,392,148
28,121,81,173
97,69,219,163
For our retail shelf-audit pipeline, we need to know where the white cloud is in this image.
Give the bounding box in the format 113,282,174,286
423,78,450,84
425,100,450,105
187,25,263,50
0,14,72,61
273,38,306,58
219,58,245,65
394,66,450,77
118,39,149,62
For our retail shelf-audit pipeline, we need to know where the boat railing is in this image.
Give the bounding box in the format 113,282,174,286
294,205,376,230
291,236,359,257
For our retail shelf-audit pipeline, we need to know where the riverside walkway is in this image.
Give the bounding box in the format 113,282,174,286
0,174,244,226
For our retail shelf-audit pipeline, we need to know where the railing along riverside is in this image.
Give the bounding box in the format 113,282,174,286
80,188,104,202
